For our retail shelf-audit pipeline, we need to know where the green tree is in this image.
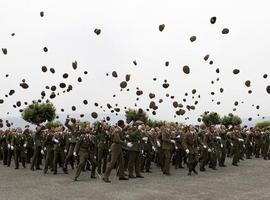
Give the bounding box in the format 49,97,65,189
201,111,221,127
255,121,270,128
45,120,62,129
221,113,242,128
22,101,56,125
125,108,148,124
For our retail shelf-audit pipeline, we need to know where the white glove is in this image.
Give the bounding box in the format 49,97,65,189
141,150,144,154
127,142,133,148
44,147,47,151
243,145,245,148
152,146,156,151
157,141,161,147
53,138,59,143
176,135,180,138
23,144,27,148
142,137,148,141
231,143,233,147
73,152,77,156
170,140,176,144
208,148,212,152
64,149,67,153
185,149,190,154
11,146,14,150
8,144,11,149
221,144,223,148
175,146,178,150
250,142,252,146
41,150,44,154
203,145,207,149
216,136,221,140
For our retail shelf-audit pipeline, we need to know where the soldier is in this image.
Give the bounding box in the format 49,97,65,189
209,132,219,170
0,130,8,165
24,129,34,164
127,122,144,178
30,126,44,170
6,129,14,167
218,126,227,167
261,129,270,160
103,120,129,183
245,130,253,159
154,128,163,169
73,128,98,181
96,122,110,174
199,130,210,172
254,130,262,158
52,128,67,175
63,118,79,173
230,128,241,166
161,125,174,175
43,129,54,174
141,126,153,173
11,128,27,169
173,127,185,169
182,125,199,176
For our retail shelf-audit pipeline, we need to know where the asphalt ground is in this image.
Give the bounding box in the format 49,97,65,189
0,157,269,200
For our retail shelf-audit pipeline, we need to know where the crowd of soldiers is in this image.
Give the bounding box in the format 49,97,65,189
0,118,269,183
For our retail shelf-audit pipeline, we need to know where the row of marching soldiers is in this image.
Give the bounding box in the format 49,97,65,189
0,119,269,182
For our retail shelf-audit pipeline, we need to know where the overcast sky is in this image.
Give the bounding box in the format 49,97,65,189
0,0,270,124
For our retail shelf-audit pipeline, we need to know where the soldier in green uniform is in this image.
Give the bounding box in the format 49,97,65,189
96,122,110,174
103,120,129,183
254,130,262,158
52,128,67,175
30,126,44,170
173,127,185,169
218,126,227,167
127,123,144,178
261,129,270,160
0,131,8,165
161,125,173,175
24,129,34,164
182,125,199,176
230,128,240,166
199,130,210,172
7,129,14,167
73,128,97,181
11,129,27,169
63,118,79,173
43,129,54,174
245,130,253,159
141,126,153,173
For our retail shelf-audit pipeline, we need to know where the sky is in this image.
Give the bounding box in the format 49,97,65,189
0,0,270,125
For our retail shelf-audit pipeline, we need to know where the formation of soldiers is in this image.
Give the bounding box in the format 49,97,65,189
0,118,269,183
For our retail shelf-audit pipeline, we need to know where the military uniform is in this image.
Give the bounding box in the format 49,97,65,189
52,132,66,174
43,132,54,173
161,128,172,175
63,119,79,172
0,132,8,165
74,133,97,181
103,128,128,182
182,131,199,175
30,127,43,170
141,132,153,172
11,133,27,169
96,128,109,174
127,129,143,178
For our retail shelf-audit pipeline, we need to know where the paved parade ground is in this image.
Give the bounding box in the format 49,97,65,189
0,158,269,200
